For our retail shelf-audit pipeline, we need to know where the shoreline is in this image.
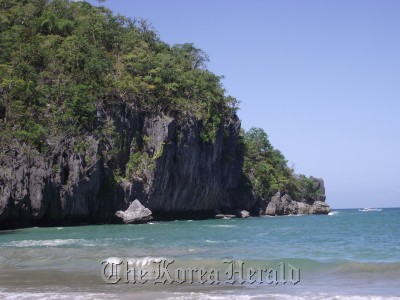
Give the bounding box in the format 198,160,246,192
0,209,331,231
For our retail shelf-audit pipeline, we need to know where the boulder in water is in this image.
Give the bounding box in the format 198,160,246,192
115,200,153,224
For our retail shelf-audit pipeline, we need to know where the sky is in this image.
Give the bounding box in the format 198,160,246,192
88,0,400,209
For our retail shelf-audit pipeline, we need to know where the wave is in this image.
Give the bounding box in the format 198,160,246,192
110,257,400,279
1,239,96,247
104,256,167,267
126,256,167,267
205,239,221,244
207,225,238,228
0,291,112,300
1,237,151,248
0,291,399,300
103,237,144,241
328,211,339,216
205,239,238,244
164,292,400,300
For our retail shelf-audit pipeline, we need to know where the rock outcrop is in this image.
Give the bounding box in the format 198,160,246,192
115,200,152,224
262,177,331,216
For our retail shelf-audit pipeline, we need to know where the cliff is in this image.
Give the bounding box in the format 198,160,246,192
0,103,245,227
0,0,330,229
0,104,329,228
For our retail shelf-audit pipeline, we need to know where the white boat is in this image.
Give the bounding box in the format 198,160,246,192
358,208,382,212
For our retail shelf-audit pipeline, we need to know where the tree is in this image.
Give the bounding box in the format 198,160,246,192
0,0,237,150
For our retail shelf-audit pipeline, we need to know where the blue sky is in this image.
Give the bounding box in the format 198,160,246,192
89,0,400,209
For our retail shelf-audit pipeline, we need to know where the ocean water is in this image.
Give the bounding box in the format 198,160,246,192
0,208,399,299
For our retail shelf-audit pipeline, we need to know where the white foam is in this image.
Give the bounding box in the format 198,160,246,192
205,239,239,244
328,211,339,216
104,257,124,264
0,291,111,300
126,256,167,267
2,239,95,247
205,240,221,244
103,237,144,241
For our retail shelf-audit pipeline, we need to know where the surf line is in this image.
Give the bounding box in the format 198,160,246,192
101,259,300,285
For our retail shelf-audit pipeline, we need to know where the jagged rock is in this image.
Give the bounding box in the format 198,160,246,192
311,201,331,214
115,200,152,224
263,185,330,216
236,210,250,218
297,202,312,214
265,193,294,216
265,192,283,215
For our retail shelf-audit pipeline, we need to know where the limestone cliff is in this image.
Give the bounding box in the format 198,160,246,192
0,105,330,228
0,103,244,227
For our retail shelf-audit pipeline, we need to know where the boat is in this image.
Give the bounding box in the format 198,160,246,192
358,208,382,212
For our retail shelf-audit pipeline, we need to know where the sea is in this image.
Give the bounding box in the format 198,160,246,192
0,208,399,299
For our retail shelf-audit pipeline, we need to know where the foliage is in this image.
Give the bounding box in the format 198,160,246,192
153,141,164,160
242,127,320,200
242,127,289,198
125,151,154,180
0,0,236,150
294,174,323,200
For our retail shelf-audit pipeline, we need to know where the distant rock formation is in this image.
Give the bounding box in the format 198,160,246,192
262,177,330,216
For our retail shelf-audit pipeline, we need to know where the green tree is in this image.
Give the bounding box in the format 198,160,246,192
0,0,237,150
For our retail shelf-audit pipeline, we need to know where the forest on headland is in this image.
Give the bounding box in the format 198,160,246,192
0,0,329,227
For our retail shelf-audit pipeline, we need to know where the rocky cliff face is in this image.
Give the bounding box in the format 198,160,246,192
0,103,330,229
0,103,244,227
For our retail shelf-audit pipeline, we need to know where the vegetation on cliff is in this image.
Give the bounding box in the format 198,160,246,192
242,127,323,201
0,0,324,215
0,0,239,150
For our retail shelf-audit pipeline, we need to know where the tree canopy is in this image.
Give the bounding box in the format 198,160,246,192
242,127,322,200
0,0,239,148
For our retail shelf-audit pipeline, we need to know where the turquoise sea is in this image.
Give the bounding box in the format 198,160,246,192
0,208,399,299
